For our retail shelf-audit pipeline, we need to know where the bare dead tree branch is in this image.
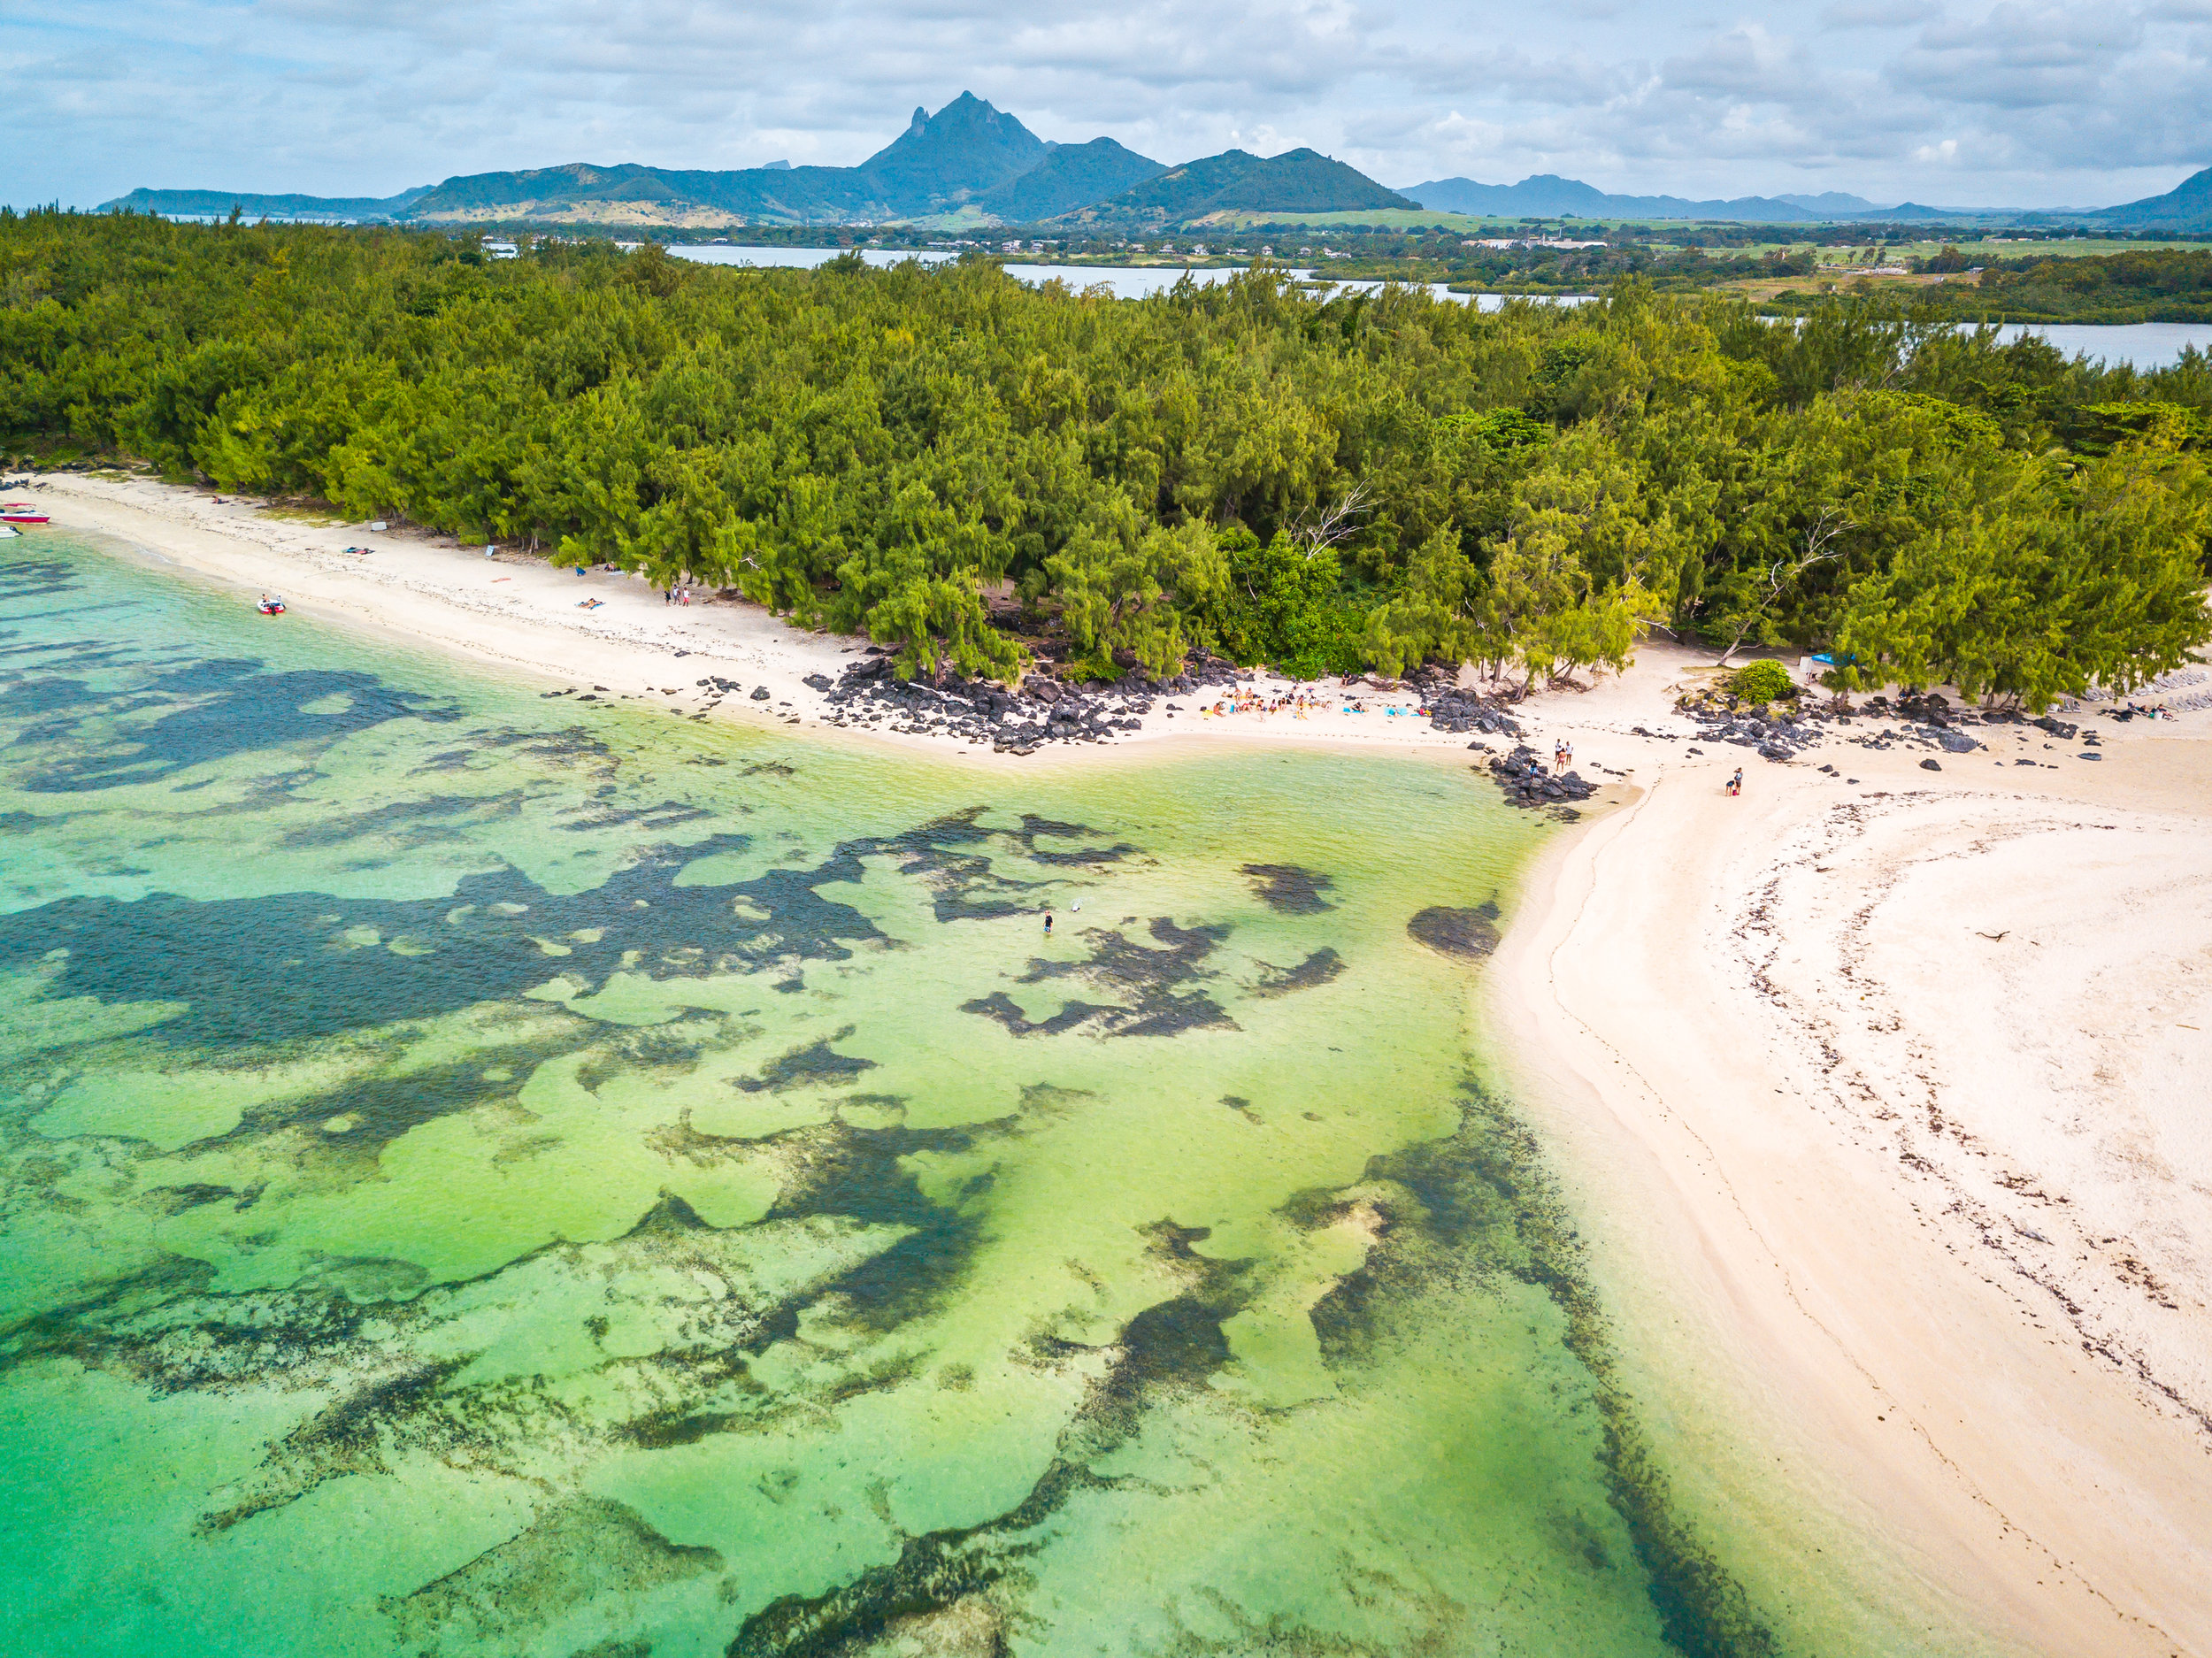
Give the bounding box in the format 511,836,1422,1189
1715,508,1854,666
1287,484,1372,559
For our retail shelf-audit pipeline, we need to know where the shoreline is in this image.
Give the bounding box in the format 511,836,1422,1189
15,468,2212,1651
1488,744,2212,1653
17,470,1584,773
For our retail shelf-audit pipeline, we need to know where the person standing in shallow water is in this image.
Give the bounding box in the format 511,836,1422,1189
1043,910,1054,935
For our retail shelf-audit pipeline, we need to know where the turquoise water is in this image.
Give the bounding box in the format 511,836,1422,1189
0,537,1777,1656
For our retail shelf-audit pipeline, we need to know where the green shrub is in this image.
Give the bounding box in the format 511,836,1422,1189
1728,659,1796,704
1184,529,1373,679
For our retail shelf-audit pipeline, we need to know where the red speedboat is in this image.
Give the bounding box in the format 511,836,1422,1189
1,503,49,525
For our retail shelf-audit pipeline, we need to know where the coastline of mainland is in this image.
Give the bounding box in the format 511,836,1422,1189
14,467,2212,1654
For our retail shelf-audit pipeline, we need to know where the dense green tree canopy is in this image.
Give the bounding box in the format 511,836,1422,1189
3,210,2206,705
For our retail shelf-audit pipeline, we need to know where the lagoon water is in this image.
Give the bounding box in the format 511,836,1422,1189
666,244,2205,366
0,536,1808,1655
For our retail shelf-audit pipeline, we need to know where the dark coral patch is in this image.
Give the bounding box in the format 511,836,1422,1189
1407,902,1502,961
964,917,1238,1040
1253,947,1345,997
24,664,463,794
960,991,1115,1039
1240,863,1335,915
0,833,886,1048
738,1032,879,1094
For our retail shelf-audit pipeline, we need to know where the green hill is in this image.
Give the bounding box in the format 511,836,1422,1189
2093,167,2212,230
405,164,680,215
973,139,1165,224
1065,149,1416,226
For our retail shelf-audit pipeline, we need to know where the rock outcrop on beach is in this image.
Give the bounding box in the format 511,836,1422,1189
809,649,1272,751
1483,745,1598,813
1420,684,1524,738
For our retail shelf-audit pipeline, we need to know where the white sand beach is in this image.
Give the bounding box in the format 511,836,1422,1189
1490,722,2212,1654
12,471,1555,764
15,468,2212,1654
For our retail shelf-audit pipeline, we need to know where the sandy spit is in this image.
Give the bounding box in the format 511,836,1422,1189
15,469,2212,1650
1488,685,2212,1653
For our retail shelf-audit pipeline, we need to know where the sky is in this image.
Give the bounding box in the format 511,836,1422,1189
10,0,2209,211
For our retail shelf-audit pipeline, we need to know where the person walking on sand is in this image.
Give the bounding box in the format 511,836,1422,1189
1727,767,1742,797
1561,739,1573,772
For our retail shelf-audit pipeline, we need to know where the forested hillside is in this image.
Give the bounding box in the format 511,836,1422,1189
4,211,2207,706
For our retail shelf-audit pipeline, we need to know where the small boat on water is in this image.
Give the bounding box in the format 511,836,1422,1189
257,595,287,615
1,503,50,525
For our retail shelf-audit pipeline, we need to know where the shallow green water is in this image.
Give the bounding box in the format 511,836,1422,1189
0,539,1775,1657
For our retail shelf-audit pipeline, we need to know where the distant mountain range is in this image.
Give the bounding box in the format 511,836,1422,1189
1775,191,1886,214
1403,174,1832,223
101,184,435,221
1397,175,1978,223
1402,170,2212,228
97,99,2212,233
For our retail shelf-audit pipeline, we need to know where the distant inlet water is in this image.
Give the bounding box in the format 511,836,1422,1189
1982,321,2210,372
666,243,2208,369
665,243,1590,310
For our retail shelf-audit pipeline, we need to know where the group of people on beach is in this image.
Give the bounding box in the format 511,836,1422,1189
1197,688,1431,721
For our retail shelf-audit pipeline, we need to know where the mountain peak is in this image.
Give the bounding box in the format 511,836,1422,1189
859,92,1047,200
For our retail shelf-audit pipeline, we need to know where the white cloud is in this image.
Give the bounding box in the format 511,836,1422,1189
6,0,2207,211
1821,0,1944,27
